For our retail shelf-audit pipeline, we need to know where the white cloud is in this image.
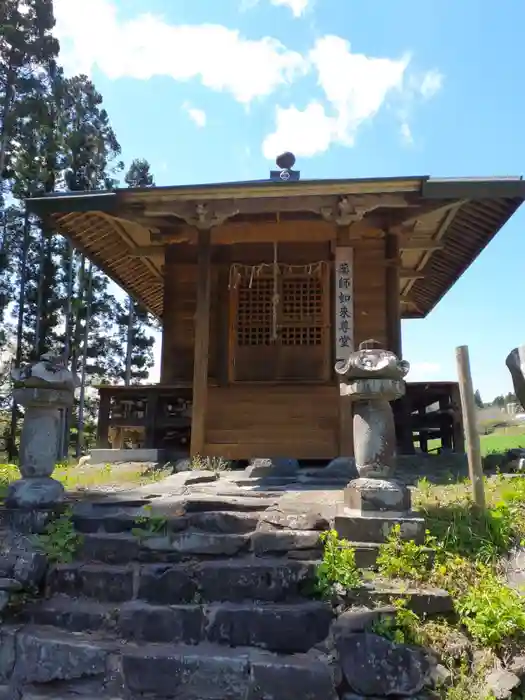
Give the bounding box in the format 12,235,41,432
400,121,413,146
263,36,442,159
417,69,443,99
52,0,442,159
53,0,306,104
241,0,310,17
263,102,336,158
263,36,410,158
271,0,310,18
183,103,207,127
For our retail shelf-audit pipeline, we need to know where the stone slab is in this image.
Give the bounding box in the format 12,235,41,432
247,651,337,700
48,563,134,603
26,597,332,654
344,478,412,513
205,601,332,653
2,626,335,700
336,632,430,697
119,601,204,644
122,643,251,699
122,644,336,700
168,531,250,556
13,627,109,685
193,559,315,603
345,584,454,617
25,597,117,634
334,508,425,544
244,458,300,479
89,448,179,464
251,530,322,555
123,559,315,605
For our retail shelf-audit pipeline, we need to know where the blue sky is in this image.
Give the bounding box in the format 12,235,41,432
53,0,525,402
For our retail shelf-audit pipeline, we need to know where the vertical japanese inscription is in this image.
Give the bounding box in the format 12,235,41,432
335,247,354,362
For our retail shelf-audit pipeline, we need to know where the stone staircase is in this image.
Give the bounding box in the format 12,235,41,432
1,495,346,699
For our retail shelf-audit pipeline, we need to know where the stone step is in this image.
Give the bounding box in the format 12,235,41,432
47,558,317,604
19,686,118,700
19,687,119,700
24,596,333,653
349,581,454,617
120,640,337,700
334,510,426,544
78,531,252,563
76,531,380,569
77,528,327,564
0,624,336,700
73,505,267,535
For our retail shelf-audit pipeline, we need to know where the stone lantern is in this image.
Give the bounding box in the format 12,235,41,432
334,340,425,543
7,353,79,510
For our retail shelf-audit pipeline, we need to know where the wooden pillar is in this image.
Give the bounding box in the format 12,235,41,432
385,233,402,357
190,228,212,457
450,383,465,453
145,393,159,449
456,345,485,508
418,406,428,452
398,394,415,454
216,250,231,387
96,390,111,448
439,397,453,450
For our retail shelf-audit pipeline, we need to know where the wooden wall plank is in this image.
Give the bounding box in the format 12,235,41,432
205,385,338,459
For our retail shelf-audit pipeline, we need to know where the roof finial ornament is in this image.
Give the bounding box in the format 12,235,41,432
270,152,300,182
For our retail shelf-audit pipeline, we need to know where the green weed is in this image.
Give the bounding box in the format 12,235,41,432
376,524,435,580
131,504,168,541
35,508,82,564
314,529,361,596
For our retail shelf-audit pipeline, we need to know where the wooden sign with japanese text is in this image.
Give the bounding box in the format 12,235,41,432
334,247,354,362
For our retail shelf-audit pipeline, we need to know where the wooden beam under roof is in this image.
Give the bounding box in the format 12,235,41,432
127,245,166,257
399,270,425,280
399,240,444,251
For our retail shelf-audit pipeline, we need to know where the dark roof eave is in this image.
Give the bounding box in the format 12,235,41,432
24,175,428,214
24,175,525,218
423,176,525,200
26,191,117,215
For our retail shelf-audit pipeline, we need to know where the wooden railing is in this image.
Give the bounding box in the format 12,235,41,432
95,380,465,457
393,381,464,454
96,384,193,451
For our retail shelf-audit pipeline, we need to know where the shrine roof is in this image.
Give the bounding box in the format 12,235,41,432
26,174,525,319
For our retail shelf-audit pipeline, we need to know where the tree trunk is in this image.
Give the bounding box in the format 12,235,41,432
33,230,47,358
76,262,93,457
125,296,133,384
61,241,75,459
8,210,30,460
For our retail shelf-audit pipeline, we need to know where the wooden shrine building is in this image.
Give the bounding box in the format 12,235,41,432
26,164,525,460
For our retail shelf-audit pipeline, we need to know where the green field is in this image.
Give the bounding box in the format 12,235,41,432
480,426,525,454
427,426,525,457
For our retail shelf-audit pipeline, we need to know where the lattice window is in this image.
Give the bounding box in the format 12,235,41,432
236,277,273,346
236,274,324,347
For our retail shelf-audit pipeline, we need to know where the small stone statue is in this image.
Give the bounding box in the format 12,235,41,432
7,353,80,510
336,339,409,478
